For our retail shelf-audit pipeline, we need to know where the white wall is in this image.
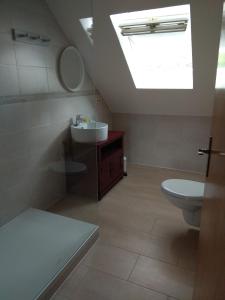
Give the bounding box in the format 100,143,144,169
0,0,95,96
93,0,223,116
46,0,95,80
0,0,112,225
113,113,211,174
47,0,218,175
46,0,223,115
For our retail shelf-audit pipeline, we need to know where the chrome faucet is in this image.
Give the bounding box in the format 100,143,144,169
75,114,83,126
74,114,90,126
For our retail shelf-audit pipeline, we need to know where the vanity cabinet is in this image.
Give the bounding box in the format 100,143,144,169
97,131,124,200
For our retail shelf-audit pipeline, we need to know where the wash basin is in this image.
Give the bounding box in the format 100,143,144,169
71,121,108,143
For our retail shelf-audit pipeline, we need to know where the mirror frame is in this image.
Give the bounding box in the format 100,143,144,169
59,46,85,92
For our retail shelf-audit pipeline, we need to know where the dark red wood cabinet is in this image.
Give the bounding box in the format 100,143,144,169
97,131,124,200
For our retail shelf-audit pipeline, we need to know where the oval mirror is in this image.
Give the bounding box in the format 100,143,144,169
59,46,85,92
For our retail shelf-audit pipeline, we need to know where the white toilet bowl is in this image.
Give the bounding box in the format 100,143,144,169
161,179,205,227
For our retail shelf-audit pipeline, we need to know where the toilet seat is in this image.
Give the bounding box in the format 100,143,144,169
161,179,205,200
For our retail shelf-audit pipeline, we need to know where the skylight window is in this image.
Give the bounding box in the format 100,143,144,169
80,17,94,44
216,4,225,89
110,5,193,89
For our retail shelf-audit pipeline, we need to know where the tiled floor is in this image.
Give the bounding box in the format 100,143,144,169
50,164,203,300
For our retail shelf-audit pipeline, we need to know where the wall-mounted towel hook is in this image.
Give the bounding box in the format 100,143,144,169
17,32,28,38
12,29,51,47
28,34,40,40
40,36,51,43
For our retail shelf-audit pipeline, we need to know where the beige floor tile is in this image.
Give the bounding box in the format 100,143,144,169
50,196,99,224
178,248,198,272
151,217,188,238
104,193,183,222
58,268,167,300
129,256,194,300
153,219,198,242
103,186,173,211
50,164,200,299
83,242,138,280
51,264,89,300
151,218,199,243
98,205,156,234
100,225,179,265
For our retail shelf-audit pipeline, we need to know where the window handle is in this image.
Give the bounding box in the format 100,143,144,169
198,149,210,155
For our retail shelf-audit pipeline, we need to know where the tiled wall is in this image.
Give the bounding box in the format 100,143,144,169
113,114,211,174
0,0,112,225
0,0,67,95
0,95,111,226
0,0,94,95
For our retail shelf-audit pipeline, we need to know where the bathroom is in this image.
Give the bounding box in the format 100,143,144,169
0,0,225,299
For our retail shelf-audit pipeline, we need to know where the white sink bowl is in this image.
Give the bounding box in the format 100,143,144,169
71,122,108,143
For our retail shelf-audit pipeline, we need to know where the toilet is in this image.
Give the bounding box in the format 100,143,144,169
161,179,205,227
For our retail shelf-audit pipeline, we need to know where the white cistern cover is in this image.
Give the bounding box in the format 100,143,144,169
161,179,205,199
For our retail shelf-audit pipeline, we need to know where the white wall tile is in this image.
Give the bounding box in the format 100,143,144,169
0,65,19,96
95,98,113,126
0,155,32,191
49,98,72,123
0,179,32,226
0,34,16,65
0,4,12,33
71,95,99,121
0,102,31,134
45,20,68,47
113,114,211,174
0,131,30,162
27,125,53,157
30,168,65,209
11,0,52,17
47,68,65,93
0,0,85,99
18,66,48,94
80,72,95,91
29,100,52,128
46,45,62,69
0,0,111,227
15,43,47,67
11,7,47,35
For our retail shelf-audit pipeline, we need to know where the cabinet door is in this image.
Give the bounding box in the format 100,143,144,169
109,150,123,181
100,158,110,191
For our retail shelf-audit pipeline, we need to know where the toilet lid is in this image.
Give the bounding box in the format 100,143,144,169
161,179,205,199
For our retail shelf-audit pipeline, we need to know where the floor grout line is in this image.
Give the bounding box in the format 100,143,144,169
127,254,140,280
128,275,185,300
98,235,198,271
82,244,193,299
127,275,176,299
50,164,199,300
98,239,181,268
83,264,172,299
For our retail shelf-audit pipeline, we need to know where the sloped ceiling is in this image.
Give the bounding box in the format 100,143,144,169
47,0,223,116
